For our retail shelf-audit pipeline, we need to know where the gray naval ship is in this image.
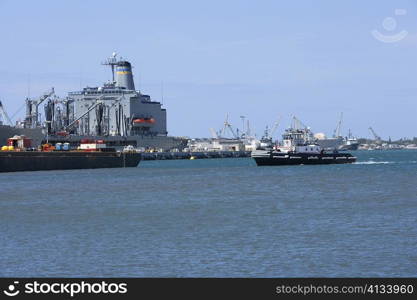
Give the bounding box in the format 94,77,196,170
2,53,186,150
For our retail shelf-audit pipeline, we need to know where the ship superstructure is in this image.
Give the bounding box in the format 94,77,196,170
21,53,184,150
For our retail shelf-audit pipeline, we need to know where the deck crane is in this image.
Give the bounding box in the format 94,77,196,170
0,100,13,126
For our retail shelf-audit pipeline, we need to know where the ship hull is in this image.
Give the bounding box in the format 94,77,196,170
0,151,141,173
315,137,344,150
339,143,359,151
252,151,356,166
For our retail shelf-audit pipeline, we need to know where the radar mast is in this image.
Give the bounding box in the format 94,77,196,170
102,52,119,82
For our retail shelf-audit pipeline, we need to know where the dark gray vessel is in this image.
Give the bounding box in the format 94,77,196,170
0,136,141,173
0,150,141,173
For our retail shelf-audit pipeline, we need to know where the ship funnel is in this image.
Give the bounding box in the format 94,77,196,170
116,61,135,90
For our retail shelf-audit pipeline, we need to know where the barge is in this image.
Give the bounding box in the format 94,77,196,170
0,136,141,173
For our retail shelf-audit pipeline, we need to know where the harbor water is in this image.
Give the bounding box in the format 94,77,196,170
1,150,416,277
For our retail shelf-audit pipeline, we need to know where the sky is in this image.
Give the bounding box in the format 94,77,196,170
0,0,416,139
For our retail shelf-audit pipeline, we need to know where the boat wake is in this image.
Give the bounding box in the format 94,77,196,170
354,161,393,165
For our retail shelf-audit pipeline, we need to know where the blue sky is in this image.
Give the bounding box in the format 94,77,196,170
0,0,416,139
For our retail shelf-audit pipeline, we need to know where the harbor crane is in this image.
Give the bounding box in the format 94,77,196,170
333,112,343,138
240,115,245,138
263,116,282,139
220,114,238,139
291,115,308,130
209,128,218,139
246,119,252,138
270,116,282,138
369,127,382,144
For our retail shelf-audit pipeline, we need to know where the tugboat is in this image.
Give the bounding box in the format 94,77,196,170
252,125,356,166
0,135,141,173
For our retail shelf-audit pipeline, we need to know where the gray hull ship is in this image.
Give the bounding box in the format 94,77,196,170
1,53,186,150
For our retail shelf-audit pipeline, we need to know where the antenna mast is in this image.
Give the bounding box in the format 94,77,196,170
102,52,118,82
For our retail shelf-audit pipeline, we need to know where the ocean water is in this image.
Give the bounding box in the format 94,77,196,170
0,150,416,277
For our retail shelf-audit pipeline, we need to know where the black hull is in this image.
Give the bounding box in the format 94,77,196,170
0,151,141,173
253,152,356,166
